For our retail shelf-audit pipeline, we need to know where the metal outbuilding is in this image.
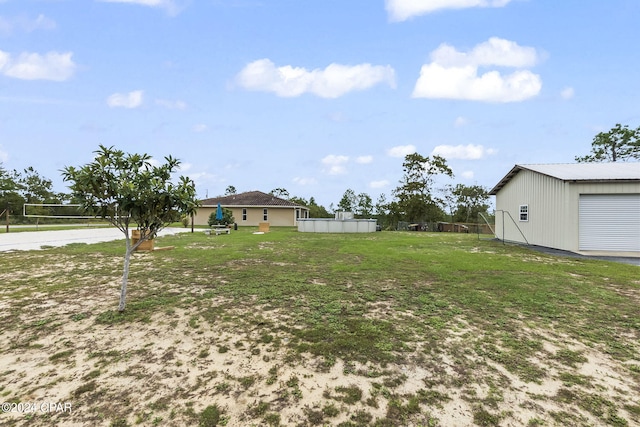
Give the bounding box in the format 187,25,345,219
489,163,640,257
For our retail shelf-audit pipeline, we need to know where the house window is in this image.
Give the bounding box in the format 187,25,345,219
263,208,268,221
519,205,529,222
296,209,300,219
242,208,247,221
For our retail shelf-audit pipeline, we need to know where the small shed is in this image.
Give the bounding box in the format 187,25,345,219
489,163,640,256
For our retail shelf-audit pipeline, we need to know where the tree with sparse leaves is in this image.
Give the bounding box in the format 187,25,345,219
337,188,357,212
270,188,290,199
355,192,373,218
575,123,640,162
62,145,199,312
451,184,490,223
393,153,453,223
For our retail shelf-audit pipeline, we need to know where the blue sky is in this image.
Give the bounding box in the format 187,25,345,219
1,0,639,208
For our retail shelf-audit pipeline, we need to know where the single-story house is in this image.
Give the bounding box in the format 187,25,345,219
489,163,640,257
194,191,310,227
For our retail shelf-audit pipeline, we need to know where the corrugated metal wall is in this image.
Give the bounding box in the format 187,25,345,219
495,170,572,250
495,170,640,253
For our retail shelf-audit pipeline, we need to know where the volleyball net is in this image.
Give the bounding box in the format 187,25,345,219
23,203,99,219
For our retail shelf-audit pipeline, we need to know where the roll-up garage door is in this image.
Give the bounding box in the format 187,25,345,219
579,194,640,252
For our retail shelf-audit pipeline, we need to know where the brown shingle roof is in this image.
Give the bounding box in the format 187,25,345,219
200,191,307,208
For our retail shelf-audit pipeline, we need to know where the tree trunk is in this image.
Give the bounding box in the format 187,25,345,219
118,240,133,312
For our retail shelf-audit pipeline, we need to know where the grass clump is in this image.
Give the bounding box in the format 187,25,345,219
199,404,221,427
48,349,74,362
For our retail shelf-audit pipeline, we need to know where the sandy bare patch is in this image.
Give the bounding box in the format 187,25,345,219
1,281,638,426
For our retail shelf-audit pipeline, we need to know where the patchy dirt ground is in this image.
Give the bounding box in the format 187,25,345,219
1,271,639,427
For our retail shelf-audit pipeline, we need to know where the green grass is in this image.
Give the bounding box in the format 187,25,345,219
0,227,638,426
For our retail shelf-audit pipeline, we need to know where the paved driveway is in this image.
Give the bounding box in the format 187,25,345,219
0,227,190,252
525,244,639,266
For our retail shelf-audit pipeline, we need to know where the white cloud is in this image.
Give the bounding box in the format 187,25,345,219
387,145,416,158
326,111,349,123
236,58,396,98
187,171,218,187
107,90,144,108
28,14,56,32
413,38,542,103
454,116,469,127
155,99,187,109
98,0,181,15
431,144,497,160
0,14,56,35
293,177,317,186
370,180,389,189
356,155,373,164
431,37,538,68
560,86,575,100
386,0,511,21
461,170,475,179
192,124,208,133
0,146,8,163
321,154,349,175
0,51,8,69
0,50,75,81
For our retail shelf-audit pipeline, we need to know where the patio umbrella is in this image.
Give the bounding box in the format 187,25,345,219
216,203,223,221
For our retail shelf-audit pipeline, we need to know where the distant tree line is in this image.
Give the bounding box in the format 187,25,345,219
264,152,491,229
332,153,491,229
3,123,636,226
0,164,67,222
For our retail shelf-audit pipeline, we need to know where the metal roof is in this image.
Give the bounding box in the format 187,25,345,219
489,162,640,195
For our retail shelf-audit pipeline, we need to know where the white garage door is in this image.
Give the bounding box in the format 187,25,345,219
579,194,640,252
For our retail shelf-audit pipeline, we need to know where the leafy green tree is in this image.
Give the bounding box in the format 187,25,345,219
575,123,640,162
393,153,453,222
0,164,61,222
385,200,404,229
17,166,59,204
337,188,357,212
62,145,199,312
374,193,387,217
308,197,332,218
373,193,392,229
451,184,490,222
355,192,373,218
289,195,331,218
0,164,20,214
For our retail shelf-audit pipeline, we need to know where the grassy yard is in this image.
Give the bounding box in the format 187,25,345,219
0,228,638,426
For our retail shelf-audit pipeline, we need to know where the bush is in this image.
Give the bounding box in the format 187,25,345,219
208,208,234,226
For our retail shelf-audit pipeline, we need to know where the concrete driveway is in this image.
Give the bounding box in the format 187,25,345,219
0,227,190,252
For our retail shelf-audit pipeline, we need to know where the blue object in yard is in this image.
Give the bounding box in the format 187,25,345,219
216,203,223,220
